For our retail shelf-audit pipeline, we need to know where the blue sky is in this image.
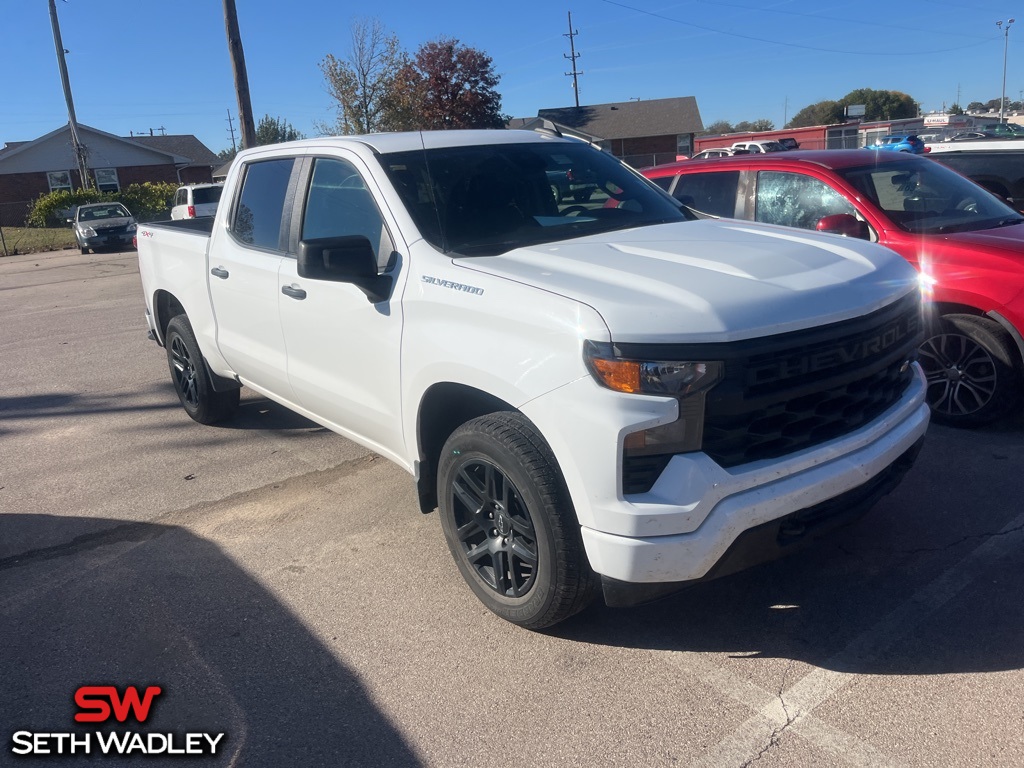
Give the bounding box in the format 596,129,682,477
2,0,1017,155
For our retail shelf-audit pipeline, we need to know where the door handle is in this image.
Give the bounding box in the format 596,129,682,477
210,267,229,279
281,284,307,300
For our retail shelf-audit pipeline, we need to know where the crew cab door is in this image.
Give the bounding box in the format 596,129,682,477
277,154,407,462
208,155,301,402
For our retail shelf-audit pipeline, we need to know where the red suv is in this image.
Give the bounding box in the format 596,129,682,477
643,150,1024,427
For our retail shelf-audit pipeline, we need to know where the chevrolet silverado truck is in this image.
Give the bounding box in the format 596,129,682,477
136,129,929,629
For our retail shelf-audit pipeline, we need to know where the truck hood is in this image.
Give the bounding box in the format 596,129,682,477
458,220,919,344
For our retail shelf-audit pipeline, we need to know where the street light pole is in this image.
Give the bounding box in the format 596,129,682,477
997,18,1015,123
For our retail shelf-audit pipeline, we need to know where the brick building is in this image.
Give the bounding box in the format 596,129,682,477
512,96,704,168
0,124,219,225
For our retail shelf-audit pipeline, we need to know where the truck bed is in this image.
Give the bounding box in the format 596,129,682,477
143,217,216,236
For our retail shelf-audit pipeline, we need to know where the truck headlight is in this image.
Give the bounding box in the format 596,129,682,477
584,341,723,455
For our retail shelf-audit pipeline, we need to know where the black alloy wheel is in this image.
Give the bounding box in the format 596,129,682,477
918,314,1021,427
449,457,538,598
437,412,598,628
164,314,240,425
169,332,201,411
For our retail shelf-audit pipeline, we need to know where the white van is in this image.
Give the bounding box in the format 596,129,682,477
170,183,223,220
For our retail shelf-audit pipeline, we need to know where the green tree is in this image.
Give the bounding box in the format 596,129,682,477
840,88,916,121
787,100,844,128
966,101,986,111
217,147,237,162
949,103,965,116
734,119,775,132
701,120,734,136
319,18,412,135
255,115,305,146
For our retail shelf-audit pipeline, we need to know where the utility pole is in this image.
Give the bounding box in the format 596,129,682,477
48,0,91,190
225,109,238,154
223,0,255,148
997,19,1015,123
563,12,583,108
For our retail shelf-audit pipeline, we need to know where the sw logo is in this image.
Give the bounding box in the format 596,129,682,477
74,685,162,723
9,685,225,757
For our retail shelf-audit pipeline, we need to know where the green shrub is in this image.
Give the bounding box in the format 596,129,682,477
27,182,179,227
120,182,177,222
26,189,105,227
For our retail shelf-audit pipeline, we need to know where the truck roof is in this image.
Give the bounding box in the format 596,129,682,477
237,129,574,159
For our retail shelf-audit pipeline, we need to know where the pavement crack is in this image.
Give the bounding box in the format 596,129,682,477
739,661,800,768
897,521,1024,555
0,522,170,573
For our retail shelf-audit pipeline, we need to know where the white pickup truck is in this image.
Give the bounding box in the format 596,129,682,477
137,129,929,628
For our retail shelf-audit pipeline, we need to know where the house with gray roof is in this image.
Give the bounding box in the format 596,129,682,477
513,96,704,168
0,124,218,224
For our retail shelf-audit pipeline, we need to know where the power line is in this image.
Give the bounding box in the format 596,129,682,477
597,0,994,57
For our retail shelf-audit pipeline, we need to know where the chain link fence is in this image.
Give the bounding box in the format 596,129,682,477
1,200,32,228
619,152,680,169
0,201,32,256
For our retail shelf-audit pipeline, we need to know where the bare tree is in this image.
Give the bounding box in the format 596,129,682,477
319,19,411,135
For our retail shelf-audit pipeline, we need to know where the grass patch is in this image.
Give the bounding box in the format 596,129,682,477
0,226,78,256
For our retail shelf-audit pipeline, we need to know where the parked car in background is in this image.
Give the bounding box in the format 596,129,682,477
929,148,1024,211
690,147,750,160
777,137,800,150
977,123,1024,138
731,140,786,153
69,202,137,254
864,135,926,154
641,150,1024,427
947,131,1002,142
546,163,598,202
170,183,223,220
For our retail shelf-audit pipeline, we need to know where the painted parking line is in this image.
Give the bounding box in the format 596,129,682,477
671,511,1024,766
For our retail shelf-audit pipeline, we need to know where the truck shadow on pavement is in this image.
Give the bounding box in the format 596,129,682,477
0,390,325,434
0,514,422,767
555,421,1024,676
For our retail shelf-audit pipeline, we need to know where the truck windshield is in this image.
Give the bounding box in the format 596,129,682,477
377,142,691,255
834,159,1024,235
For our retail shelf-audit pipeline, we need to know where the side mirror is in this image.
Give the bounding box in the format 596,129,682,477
816,213,869,239
298,235,393,303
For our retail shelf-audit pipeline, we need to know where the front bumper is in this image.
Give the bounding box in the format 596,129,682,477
523,363,929,587
600,434,924,606
80,230,135,249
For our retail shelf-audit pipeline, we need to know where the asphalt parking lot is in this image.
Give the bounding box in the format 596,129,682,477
2,248,1023,767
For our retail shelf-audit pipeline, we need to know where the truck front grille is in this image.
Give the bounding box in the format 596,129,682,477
703,292,921,468
619,291,922,492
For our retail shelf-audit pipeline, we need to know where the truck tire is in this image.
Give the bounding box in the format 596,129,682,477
437,412,599,629
165,314,240,425
918,314,1022,427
